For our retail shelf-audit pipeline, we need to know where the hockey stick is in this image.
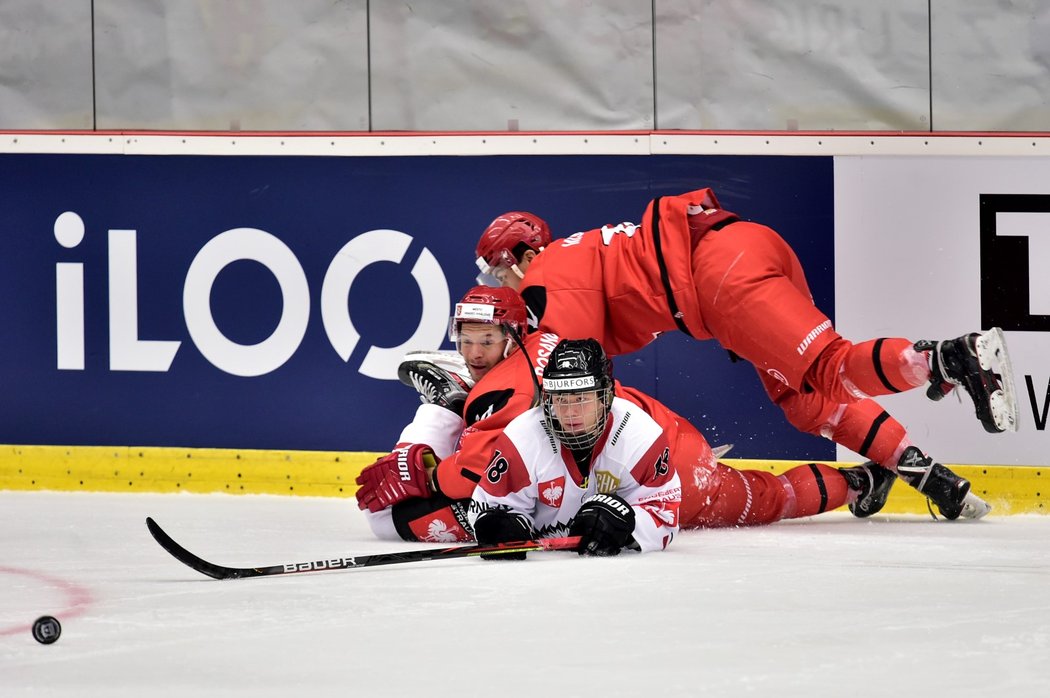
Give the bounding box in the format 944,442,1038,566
146,517,581,580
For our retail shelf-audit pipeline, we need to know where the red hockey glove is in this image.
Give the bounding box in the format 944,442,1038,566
568,493,636,556
355,444,437,513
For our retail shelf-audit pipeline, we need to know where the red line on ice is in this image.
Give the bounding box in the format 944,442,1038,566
0,566,93,636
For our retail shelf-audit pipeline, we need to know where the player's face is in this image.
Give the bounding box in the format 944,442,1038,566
456,323,507,382
548,391,603,436
492,264,522,290
492,250,535,291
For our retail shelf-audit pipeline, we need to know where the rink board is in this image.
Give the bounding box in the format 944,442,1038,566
0,133,1046,472
0,151,834,461
0,444,1043,515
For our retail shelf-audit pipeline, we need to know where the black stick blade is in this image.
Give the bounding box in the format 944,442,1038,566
146,517,264,580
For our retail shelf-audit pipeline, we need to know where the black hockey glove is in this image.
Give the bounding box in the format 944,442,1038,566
473,508,534,561
397,360,469,416
569,493,636,557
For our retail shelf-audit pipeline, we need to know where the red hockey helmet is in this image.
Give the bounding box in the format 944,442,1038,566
448,285,529,343
474,211,551,285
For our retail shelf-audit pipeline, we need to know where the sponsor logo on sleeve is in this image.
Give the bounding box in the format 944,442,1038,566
796,320,832,355
641,498,681,528
638,487,683,528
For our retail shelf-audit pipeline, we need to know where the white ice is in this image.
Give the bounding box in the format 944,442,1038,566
2,491,1049,697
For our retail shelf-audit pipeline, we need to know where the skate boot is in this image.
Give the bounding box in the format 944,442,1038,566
840,462,897,518
894,446,992,520
397,360,470,416
402,349,475,388
915,327,1018,433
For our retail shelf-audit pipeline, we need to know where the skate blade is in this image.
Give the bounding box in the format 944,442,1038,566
711,443,734,459
958,491,992,520
975,327,1019,432
402,350,475,388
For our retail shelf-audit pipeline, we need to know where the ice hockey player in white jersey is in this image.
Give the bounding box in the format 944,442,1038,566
469,338,682,557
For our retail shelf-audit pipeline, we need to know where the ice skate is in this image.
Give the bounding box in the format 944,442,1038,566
397,360,470,415
915,327,1018,433
402,349,475,388
840,462,897,518
894,446,991,520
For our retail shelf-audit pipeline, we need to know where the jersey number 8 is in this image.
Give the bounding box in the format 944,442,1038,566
486,451,510,484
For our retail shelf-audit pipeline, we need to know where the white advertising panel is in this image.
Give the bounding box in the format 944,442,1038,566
835,156,1050,466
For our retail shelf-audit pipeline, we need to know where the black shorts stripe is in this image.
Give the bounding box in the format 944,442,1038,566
858,410,891,458
872,338,905,393
649,197,694,337
807,463,829,513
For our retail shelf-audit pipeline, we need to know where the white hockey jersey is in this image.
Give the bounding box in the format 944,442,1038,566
469,397,682,553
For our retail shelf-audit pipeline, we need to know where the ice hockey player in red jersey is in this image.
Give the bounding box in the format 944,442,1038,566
355,286,896,544
474,198,1018,521
470,338,681,556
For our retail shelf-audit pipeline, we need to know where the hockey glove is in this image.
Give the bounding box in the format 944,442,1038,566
355,444,437,513
472,508,534,561
397,360,469,417
569,493,636,557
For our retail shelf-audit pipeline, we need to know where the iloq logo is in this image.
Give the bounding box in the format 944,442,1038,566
54,211,449,380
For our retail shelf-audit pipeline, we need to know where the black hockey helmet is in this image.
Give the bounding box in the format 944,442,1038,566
541,338,614,450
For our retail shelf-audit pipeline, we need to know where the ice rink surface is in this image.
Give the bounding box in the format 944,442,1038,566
2,490,1048,697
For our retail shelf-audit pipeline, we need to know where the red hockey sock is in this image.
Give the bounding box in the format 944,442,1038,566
777,463,850,519
772,384,909,468
807,338,929,402
828,399,910,467
682,464,788,528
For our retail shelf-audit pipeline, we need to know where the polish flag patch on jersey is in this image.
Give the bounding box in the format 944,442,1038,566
538,477,566,508
408,508,472,543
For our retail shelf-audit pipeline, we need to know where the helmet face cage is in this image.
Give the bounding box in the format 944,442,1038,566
541,339,614,451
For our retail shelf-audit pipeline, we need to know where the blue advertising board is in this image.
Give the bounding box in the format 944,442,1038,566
0,153,834,459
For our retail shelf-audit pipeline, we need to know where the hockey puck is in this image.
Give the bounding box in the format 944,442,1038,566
32,616,61,644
